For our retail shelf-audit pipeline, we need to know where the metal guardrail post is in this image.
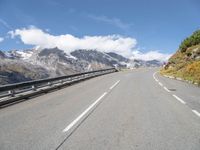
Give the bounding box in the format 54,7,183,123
48,82,52,86
8,90,15,97
59,80,63,84
32,85,37,91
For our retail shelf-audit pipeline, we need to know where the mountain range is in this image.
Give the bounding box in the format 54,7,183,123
0,48,162,84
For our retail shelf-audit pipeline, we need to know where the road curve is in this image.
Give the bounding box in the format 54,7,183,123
0,68,200,150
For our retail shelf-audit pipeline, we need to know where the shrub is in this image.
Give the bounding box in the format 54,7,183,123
179,30,200,52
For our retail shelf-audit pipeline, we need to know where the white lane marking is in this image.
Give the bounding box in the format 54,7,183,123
172,94,186,104
192,110,200,117
153,72,171,93
109,80,120,90
63,92,107,133
153,72,157,78
164,86,171,92
153,72,159,82
158,82,163,87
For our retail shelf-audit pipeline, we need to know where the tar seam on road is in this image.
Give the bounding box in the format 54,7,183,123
55,80,120,150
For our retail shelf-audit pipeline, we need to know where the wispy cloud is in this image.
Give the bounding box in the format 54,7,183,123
0,37,4,42
0,19,11,29
87,14,133,31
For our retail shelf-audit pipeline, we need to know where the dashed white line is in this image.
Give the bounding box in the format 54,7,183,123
192,110,200,117
63,92,107,133
153,72,157,80
153,72,200,118
153,72,159,83
153,72,157,78
158,82,163,87
109,80,120,90
164,86,171,92
172,94,186,104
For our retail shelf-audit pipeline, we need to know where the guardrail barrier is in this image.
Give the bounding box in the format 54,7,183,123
0,68,117,107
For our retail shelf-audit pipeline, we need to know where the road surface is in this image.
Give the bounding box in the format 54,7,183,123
0,68,200,150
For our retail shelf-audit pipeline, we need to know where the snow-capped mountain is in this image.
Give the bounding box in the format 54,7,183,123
0,48,129,84
0,47,162,84
5,49,33,60
7,48,129,72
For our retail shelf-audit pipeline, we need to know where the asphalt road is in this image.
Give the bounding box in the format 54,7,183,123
0,68,200,150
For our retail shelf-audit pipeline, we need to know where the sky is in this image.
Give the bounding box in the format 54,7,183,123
0,0,200,61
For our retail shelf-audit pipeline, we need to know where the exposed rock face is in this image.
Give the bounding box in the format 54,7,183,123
191,47,200,60
0,58,49,84
71,49,127,68
28,48,85,76
0,51,7,59
106,52,129,63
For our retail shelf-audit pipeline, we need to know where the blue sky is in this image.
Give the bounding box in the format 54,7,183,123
0,0,200,58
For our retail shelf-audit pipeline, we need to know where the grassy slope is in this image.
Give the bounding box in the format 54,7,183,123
160,44,200,85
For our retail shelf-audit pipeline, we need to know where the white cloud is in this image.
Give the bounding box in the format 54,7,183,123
8,26,136,57
131,50,171,62
88,15,132,31
8,26,171,61
0,37,4,42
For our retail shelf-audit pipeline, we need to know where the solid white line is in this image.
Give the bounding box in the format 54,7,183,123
158,82,163,86
109,80,120,90
172,94,186,104
164,86,171,92
192,110,200,117
63,92,107,133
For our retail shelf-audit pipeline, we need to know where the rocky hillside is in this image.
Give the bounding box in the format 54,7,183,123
161,30,200,85
0,59,49,84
